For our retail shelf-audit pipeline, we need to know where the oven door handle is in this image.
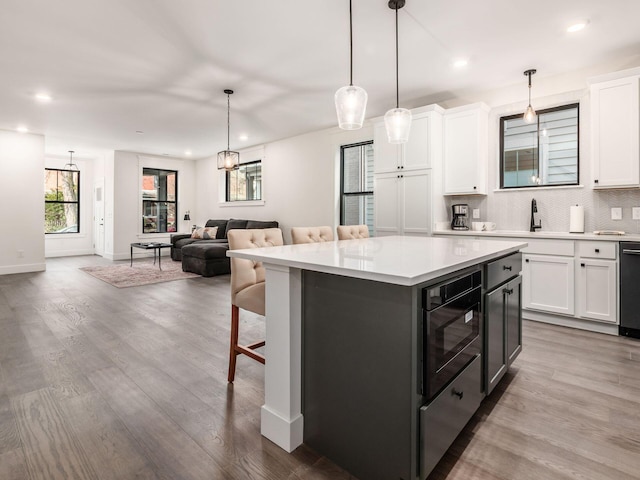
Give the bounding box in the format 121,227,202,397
622,249,640,255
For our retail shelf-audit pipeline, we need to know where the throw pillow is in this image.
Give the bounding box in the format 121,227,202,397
191,226,218,240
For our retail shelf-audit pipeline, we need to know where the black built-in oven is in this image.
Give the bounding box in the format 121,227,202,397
422,269,482,400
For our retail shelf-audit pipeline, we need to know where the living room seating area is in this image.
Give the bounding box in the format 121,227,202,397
170,218,279,277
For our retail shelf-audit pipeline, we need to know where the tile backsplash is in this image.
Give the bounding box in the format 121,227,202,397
444,188,640,234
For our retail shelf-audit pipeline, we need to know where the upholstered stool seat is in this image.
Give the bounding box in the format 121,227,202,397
291,226,334,244
337,224,370,240
181,242,230,277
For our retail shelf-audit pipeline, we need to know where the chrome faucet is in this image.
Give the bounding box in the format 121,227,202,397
530,198,542,232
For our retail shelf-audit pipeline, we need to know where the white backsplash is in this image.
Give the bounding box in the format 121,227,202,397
445,188,640,234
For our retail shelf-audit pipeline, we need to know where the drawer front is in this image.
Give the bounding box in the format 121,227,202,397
420,355,482,479
486,252,522,290
577,241,616,260
520,239,574,256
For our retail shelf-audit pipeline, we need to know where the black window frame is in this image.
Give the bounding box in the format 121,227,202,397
500,103,580,189
339,140,374,228
44,168,80,235
225,159,262,202
141,168,178,234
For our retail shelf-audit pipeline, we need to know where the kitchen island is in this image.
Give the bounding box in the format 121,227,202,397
227,235,526,479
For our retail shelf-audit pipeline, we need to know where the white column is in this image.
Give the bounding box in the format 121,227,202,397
261,263,303,452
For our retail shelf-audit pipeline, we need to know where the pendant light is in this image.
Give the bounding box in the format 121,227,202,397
335,0,368,130
523,69,537,124
217,89,240,171
64,150,79,171
384,0,412,144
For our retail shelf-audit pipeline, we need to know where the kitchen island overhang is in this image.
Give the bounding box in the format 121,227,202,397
226,235,527,458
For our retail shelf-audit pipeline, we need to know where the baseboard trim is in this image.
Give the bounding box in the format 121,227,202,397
523,309,619,335
0,263,47,275
45,249,95,258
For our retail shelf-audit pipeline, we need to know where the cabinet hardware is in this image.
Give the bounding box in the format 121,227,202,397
397,166,400,169
400,175,403,178
451,388,464,400
594,179,599,184
503,288,514,295
503,265,512,271
473,186,477,190
525,259,529,263
623,249,640,255
400,165,404,169
595,249,600,253
581,263,585,267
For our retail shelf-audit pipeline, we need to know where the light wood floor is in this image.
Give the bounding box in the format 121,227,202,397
1,256,639,480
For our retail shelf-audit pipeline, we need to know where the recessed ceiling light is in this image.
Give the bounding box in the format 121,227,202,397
453,58,469,68
136,130,144,135
184,150,192,156
16,126,28,133
567,20,589,33
35,93,51,102
239,134,249,141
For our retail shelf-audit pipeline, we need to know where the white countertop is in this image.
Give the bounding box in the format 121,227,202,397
433,229,640,242
227,235,526,286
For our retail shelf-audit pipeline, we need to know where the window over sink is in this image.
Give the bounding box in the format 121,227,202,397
500,103,579,188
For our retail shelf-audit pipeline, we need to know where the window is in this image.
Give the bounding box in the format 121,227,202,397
142,168,177,233
340,141,374,235
500,104,579,188
45,169,80,234
226,160,262,202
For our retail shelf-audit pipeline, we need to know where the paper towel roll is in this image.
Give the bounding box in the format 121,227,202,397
569,205,584,233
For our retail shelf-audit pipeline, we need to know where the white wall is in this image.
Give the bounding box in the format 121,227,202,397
108,151,197,260
0,130,45,274
195,126,373,244
44,154,95,257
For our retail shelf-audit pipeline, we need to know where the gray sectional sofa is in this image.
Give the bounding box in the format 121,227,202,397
170,218,279,277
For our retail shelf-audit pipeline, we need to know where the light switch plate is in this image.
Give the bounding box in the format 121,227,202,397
611,207,623,220
472,209,480,219
633,207,640,220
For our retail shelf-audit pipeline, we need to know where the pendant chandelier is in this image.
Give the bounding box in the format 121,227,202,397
64,150,79,171
335,0,367,130
523,69,537,124
384,0,412,144
217,89,240,171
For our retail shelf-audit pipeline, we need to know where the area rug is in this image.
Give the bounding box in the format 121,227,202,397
80,260,199,288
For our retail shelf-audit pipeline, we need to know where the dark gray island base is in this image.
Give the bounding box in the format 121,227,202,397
302,252,522,480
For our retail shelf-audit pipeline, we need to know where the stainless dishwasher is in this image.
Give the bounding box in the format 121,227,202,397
620,242,640,338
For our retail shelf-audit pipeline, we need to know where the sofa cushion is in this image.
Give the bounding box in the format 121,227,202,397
182,243,229,259
191,226,218,240
224,219,249,237
205,219,228,239
174,237,201,250
246,220,279,230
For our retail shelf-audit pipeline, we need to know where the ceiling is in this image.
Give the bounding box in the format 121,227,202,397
2,0,639,159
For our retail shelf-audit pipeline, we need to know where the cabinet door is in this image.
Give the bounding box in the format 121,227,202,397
374,172,400,235
374,123,402,173
401,170,431,234
576,259,617,323
485,286,506,395
522,254,575,315
443,108,486,195
403,116,431,170
506,276,522,366
591,76,640,188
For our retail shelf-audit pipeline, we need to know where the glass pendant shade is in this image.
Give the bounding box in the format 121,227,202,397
384,107,412,144
217,150,239,171
335,85,368,130
523,104,537,124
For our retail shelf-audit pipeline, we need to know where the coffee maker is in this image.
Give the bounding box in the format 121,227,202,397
451,204,469,230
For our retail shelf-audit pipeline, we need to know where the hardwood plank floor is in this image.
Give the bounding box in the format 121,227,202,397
0,255,639,479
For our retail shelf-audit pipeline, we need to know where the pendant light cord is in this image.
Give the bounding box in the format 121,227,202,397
226,94,230,151
395,5,399,108
349,0,353,86
528,72,532,105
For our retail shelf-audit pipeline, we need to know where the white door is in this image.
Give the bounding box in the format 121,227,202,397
401,170,431,234
576,259,617,323
374,172,400,235
522,254,575,315
403,116,431,170
93,178,105,256
443,110,479,194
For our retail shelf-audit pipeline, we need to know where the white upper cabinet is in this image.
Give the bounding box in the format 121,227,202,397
591,75,640,188
443,103,489,195
373,106,444,174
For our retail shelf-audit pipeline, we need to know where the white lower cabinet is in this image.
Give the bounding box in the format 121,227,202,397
522,254,575,316
576,258,617,323
374,170,431,236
